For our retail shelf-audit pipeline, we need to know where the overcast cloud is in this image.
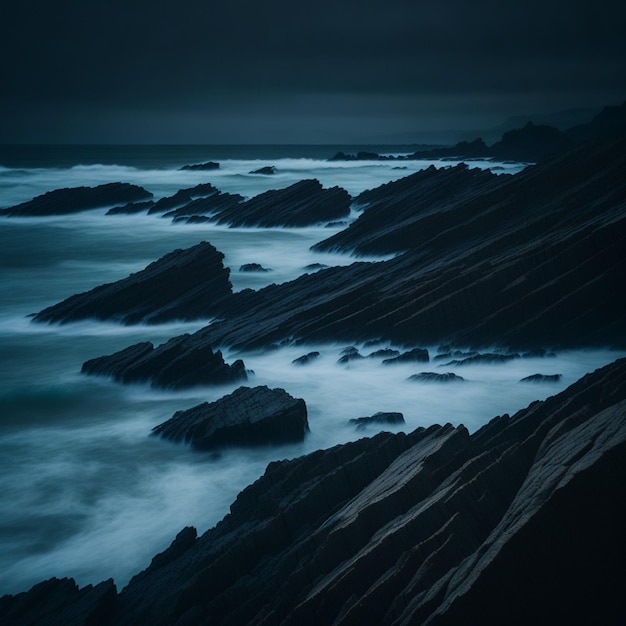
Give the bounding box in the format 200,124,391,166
2,0,625,143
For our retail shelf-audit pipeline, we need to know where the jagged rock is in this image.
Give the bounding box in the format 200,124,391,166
249,166,276,175
368,348,400,359
291,351,320,365
147,183,220,215
349,411,405,428
239,263,272,272
408,372,465,382
152,386,309,449
4,359,626,625
162,191,244,221
179,161,220,170
519,373,562,383
33,242,233,325
0,577,117,626
213,179,351,227
382,347,429,364
106,200,155,215
0,183,152,216
338,348,365,364
433,350,478,361
304,263,328,271
444,352,519,366
81,339,247,389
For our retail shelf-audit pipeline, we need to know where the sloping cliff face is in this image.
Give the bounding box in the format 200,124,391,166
3,358,625,625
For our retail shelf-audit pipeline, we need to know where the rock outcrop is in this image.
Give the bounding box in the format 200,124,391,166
0,183,152,216
153,385,309,449
408,372,464,383
179,161,220,170
33,241,233,325
213,179,351,227
5,358,625,625
78,137,626,387
349,411,405,428
81,339,247,389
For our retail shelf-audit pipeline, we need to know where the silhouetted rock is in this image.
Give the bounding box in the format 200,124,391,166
249,165,275,175
153,386,309,449
304,263,328,271
292,351,320,365
147,183,220,215
213,179,351,227
0,183,152,216
8,359,625,625
163,191,244,221
179,161,220,170
106,200,155,215
239,263,272,272
368,348,400,359
349,411,405,428
338,348,365,364
382,347,429,364
444,352,519,366
408,372,464,382
489,122,574,162
519,373,562,383
81,339,247,389
33,241,233,325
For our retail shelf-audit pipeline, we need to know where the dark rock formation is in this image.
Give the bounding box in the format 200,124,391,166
163,191,244,221
382,347,429,364
80,138,626,385
153,386,309,449
489,122,574,162
368,348,400,359
443,352,519,366
337,347,365,364
408,372,464,382
213,179,351,227
179,161,220,171
291,351,320,365
519,373,562,383
303,263,328,271
349,411,405,428
239,263,272,272
0,577,117,626
106,200,155,215
81,340,247,389
249,165,276,175
147,183,221,215
33,241,233,325
6,359,625,625
0,183,152,216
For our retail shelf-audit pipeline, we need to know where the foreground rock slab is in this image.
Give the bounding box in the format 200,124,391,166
153,385,309,449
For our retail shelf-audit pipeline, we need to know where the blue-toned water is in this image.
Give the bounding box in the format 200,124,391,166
0,146,620,595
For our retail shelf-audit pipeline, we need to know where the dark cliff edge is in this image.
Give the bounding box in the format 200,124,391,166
3,358,625,625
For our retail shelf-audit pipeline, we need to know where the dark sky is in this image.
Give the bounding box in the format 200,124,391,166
2,0,625,144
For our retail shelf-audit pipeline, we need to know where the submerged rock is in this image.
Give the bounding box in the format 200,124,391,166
106,200,155,215
349,411,405,428
292,351,320,365
382,347,429,364
179,161,220,170
153,386,309,449
239,263,272,272
519,373,562,383
0,183,153,216
408,372,465,382
249,165,276,175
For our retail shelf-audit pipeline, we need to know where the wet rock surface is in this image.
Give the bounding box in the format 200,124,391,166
349,411,405,428
33,241,233,325
408,372,465,383
6,358,625,625
153,385,309,449
0,183,152,216
519,373,562,383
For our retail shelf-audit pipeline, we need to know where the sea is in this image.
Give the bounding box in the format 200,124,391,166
0,144,622,595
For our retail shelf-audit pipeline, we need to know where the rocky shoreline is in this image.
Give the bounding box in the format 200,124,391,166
1,107,625,624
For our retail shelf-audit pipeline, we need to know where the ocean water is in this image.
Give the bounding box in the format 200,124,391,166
0,145,621,595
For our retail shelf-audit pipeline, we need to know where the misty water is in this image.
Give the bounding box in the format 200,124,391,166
0,147,622,595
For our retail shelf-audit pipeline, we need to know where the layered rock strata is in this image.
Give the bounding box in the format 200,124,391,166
4,358,625,625
153,386,309,449
0,183,152,216
33,241,233,325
